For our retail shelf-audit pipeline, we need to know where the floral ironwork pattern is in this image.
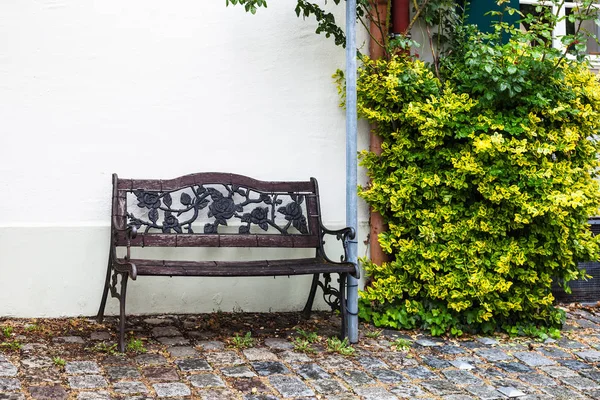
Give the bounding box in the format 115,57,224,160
127,185,310,235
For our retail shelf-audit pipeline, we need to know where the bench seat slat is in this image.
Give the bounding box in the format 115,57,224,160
122,258,355,277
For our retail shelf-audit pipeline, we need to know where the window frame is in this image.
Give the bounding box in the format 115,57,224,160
519,0,600,68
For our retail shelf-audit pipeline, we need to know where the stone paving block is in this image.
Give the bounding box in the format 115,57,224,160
175,358,211,371
465,385,504,400
476,337,499,346
356,355,388,369
263,338,294,350
151,327,181,337
475,349,513,362
153,382,191,397
517,373,558,387
0,394,25,400
52,336,85,344
76,392,111,400
389,384,427,398
20,356,53,369
251,361,289,376
540,365,579,378
513,352,556,367
576,350,600,362
143,318,174,325
403,366,438,380
497,386,526,397
268,375,314,398
540,386,586,399
290,363,330,380
205,351,243,366
421,380,463,395
442,370,484,386
229,376,271,395
188,373,225,388
90,332,111,341
68,375,108,389
561,375,600,390
416,338,443,347
435,345,467,355
66,361,101,374
221,365,257,378
135,354,167,365
0,362,17,377
28,385,68,400
0,378,20,391
380,353,419,369
422,356,452,369
557,339,587,349
197,341,225,351
557,358,592,371
113,381,148,394
278,350,311,363
157,336,189,346
310,378,347,394
106,366,141,380
443,396,475,400
450,360,475,370
580,369,600,382
243,348,278,361
243,395,279,400
319,354,354,370
167,346,199,358
197,388,239,400
370,368,406,384
353,386,398,400
496,362,533,374
538,347,572,359
477,367,507,380
142,366,179,382
335,369,376,386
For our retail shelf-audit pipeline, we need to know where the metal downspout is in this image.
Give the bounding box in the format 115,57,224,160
345,0,359,344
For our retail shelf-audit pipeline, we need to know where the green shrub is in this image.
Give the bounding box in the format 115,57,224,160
348,16,600,336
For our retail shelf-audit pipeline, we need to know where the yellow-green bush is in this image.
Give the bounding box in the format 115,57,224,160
352,25,600,336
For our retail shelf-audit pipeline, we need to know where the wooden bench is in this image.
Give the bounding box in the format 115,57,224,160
97,173,358,351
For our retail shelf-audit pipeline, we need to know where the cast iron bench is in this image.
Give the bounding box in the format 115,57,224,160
97,173,358,351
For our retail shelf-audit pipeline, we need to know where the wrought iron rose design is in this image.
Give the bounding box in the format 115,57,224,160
127,184,309,235
162,212,182,233
208,197,236,224
135,191,161,209
278,200,308,234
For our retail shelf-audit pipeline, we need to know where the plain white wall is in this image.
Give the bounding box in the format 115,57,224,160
0,0,370,317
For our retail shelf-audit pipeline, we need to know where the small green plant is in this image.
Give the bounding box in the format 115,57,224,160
0,340,22,352
52,356,66,367
326,337,355,356
126,337,147,354
88,342,119,355
296,329,319,343
391,337,411,351
293,338,316,354
2,326,12,338
230,332,255,349
24,324,38,332
364,328,383,339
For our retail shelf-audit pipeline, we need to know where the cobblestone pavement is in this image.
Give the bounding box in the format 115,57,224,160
3,308,600,399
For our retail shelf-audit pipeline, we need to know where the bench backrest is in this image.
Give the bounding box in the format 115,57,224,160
111,173,322,248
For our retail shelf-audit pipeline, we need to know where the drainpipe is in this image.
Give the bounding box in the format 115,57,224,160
346,0,359,344
368,0,409,270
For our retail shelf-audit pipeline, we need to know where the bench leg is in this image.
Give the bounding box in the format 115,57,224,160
339,273,348,340
302,274,320,319
118,273,129,353
96,261,112,323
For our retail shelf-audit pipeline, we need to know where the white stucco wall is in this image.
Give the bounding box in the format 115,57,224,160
0,0,370,317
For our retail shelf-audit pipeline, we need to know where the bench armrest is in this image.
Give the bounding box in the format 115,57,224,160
320,225,360,279
110,225,138,280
